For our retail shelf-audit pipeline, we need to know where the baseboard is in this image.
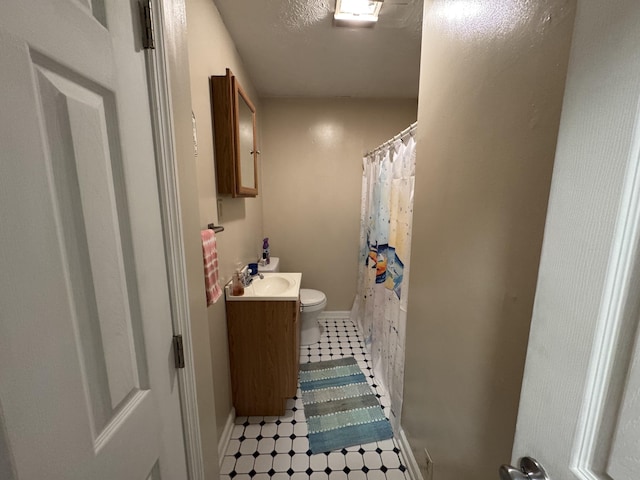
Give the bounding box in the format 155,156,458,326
397,427,424,480
218,407,236,465
319,310,352,319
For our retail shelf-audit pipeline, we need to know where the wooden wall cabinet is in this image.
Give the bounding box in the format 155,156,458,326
210,68,258,197
226,299,300,416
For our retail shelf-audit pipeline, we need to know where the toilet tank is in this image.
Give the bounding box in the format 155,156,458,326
258,257,279,272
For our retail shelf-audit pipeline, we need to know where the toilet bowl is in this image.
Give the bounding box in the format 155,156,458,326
300,288,326,345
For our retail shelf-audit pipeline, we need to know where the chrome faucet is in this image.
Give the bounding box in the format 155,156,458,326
240,266,263,287
239,266,252,287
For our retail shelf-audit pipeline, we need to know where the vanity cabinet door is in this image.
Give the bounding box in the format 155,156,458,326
226,299,299,416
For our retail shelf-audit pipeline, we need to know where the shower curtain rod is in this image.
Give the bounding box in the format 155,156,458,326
364,121,417,158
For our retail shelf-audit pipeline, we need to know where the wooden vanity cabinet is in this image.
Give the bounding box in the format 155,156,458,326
226,298,300,416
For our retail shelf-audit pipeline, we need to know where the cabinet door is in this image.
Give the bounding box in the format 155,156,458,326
226,300,299,416
210,68,258,197
234,79,258,196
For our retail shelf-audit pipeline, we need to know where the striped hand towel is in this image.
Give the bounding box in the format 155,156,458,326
201,229,223,305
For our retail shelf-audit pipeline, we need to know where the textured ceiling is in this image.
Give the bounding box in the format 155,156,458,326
212,0,424,98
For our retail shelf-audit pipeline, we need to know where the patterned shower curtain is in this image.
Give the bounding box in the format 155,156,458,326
351,132,416,434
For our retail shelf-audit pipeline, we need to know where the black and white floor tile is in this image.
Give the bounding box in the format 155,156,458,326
220,316,409,480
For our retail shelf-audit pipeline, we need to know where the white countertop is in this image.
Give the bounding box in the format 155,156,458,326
225,272,302,302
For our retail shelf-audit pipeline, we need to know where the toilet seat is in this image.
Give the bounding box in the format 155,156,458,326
300,288,326,307
300,288,326,313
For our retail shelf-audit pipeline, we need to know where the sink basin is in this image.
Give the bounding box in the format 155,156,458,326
252,276,292,295
226,272,301,301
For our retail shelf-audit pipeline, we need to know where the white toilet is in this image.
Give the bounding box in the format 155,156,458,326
259,257,326,345
298,288,326,345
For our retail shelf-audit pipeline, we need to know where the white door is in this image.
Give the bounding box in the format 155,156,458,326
511,1,640,479
0,1,188,479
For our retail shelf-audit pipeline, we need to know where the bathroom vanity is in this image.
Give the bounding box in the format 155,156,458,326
225,273,301,416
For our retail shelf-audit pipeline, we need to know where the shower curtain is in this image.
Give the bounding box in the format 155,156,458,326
351,129,416,433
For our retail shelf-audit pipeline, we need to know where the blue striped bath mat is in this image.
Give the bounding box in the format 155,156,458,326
299,356,393,453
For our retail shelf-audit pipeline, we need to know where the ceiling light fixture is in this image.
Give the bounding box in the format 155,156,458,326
334,0,383,24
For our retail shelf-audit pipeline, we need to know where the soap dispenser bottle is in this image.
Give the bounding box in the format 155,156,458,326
262,237,270,265
232,269,244,296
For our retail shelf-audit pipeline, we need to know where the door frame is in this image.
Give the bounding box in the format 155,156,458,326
143,1,206,478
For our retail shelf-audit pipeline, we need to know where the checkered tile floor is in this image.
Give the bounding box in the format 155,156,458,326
221,316,409,480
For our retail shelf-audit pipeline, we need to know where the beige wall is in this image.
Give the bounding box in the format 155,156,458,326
162,0,219,476
261,99,417,310
186,0,264,443
402,1,575,480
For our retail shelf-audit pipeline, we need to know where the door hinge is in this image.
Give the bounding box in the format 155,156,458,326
173,335,185,369
139,0,155,50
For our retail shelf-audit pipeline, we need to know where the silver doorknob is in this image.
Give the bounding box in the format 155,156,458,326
499,457,549,480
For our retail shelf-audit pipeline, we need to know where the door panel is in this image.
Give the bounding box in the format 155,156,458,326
0,1,187,478
36,58,150,431
512,1,640,479
609,330,640,479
